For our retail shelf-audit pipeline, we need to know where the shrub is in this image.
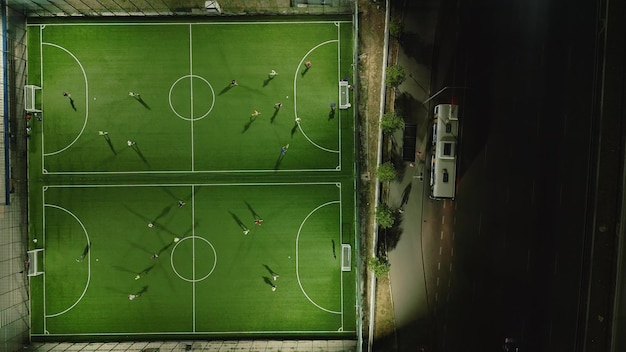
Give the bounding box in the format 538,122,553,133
380,112,404,134
385,65,406,88
389,18,403,38
368,257,390,278
376,203,395,229
377,162,397,182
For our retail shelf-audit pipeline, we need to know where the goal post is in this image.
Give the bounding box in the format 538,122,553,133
341,244,351,271
24,85,42,112
27,248,44,277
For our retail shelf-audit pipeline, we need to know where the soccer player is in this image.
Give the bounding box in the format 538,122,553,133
230,80,238,86
254,219,263,226
251,109,261,118
269,70,278,78
178,200,185,208
275,102,283,110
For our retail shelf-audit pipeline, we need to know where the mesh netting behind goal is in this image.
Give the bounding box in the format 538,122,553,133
27,249,44,276
24,85,42,112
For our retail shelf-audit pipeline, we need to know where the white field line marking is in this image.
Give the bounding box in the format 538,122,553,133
42,167,341,175
339,182,344,326
191,184,196,332
189,24,195,172
295,200,342,314
42,43,89,157
337,22,343,167
44,204,91,318
293,40,340,154
31,328,357,336
40,26,45,172
26,21,352,27
42,185,47,332
46,181,340,188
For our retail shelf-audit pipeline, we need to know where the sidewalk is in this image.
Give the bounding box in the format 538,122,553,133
386,0,439,349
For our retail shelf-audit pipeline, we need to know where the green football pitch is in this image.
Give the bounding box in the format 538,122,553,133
26,19,357,340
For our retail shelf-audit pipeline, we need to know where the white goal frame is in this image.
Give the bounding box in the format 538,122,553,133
341,244,351,271
24,85,42,112
27,248,44,277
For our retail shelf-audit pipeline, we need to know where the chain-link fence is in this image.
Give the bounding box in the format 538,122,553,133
8,0,354,17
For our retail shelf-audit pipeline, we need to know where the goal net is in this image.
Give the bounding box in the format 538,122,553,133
27,248,44,277
341,244,351,271
24,85,42,112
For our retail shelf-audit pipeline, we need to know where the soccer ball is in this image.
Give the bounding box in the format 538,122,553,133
174,237,180,242
93,97,96,100
286,96,289,99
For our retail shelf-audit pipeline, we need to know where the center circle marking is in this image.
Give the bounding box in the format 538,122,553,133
170,235,217,282
168,74,215,121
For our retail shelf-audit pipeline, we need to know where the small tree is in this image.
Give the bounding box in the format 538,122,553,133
380,112,405,134
377,162,397,182
376,203,395,229
368,257,390,278
385,65,406,88
389,18,403,38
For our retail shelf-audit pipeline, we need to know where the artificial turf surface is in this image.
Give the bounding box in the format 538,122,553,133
26,19,357,340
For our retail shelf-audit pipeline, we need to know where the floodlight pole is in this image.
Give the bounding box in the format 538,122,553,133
424,86,466,104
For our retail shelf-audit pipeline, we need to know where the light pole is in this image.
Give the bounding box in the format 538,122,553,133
424,86,466,104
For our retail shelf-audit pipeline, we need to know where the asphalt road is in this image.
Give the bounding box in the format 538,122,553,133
422,0,608,351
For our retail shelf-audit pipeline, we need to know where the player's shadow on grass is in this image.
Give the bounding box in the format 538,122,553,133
127,240,154,255
218,85,234,96
157,241,176,256
135,97,151,110
123,204,173,234
328,108,336,120
229,211,249,232
136,286,149,295
262,276,276,288
301,67,310,76
263,75,276,87
332,239,337,259
274,153,286,170
263,264,278,277
130,144,151,168
242,117,256,133
102,135,117,155
290,121,299,138
138,265,155,276
270,109,280,123
178,220,199,239
244,201,262,221
160,186,198,204
69,97,77,111
111,265,137,274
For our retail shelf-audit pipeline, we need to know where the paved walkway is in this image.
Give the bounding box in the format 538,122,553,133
386,0,439,349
